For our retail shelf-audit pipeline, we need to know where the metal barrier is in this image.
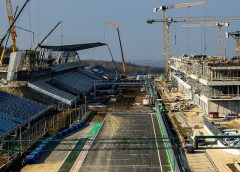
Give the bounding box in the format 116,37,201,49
203,116,222,135
145,79,191,172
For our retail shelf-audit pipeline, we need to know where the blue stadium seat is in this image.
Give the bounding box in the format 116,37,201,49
53,70,102,95
0,91,49,138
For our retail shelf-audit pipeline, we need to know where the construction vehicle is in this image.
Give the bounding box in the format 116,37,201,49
182,22,229,57
107,44,120,81
105,21,127,79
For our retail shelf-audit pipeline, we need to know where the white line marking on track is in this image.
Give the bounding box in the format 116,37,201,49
150,113,163,172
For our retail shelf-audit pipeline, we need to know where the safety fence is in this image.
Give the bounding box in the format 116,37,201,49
203,116,222,135
2,105,88,154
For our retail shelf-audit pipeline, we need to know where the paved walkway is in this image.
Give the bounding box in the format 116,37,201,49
21,124,93,172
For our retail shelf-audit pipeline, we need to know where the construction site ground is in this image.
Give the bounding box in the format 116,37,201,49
79,87,171,172
20,87,171,172
209,117,240,134
155,79,239,172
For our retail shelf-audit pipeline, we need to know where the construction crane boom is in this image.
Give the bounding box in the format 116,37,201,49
35,21,62,50
107,44,120,81
15,26,34,44
105,21,127,79
0,5,18,66
147,16,240,23
182,22,229,57
154,1,206,11
0,0,30,48
6,0,17,52
182,22,229,28
147,15,240,75
152,1,206,76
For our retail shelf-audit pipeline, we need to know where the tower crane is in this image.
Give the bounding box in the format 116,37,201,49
147,16,240,76
105,21,127,79
0,5,18,67
182,22,229,57
0,0,30,66
153,1,206,74
6,0,17,52
226,31,240,57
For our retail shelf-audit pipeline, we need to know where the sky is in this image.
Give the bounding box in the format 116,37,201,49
0,0,240,66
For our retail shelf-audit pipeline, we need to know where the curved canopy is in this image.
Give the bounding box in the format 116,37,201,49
39,42,106,51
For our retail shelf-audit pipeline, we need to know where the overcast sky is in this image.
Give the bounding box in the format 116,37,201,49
0,0,240,65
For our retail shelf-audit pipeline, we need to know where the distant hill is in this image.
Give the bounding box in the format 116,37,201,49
81,60,163,74
130,59,163,67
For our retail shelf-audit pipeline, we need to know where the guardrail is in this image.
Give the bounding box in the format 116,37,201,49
203,117,222,135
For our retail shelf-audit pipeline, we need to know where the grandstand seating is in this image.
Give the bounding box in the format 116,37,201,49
0,112,19,132
50,63,80,72
0,91,48,120
28,68,104,107
28,79,77,106
80,69,102,80
0,91,49,138
53,70,102,95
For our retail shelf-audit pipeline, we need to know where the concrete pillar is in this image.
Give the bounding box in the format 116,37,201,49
237,86,239,96
7,51,25,81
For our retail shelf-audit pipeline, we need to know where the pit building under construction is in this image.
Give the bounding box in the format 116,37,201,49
170,55,240,114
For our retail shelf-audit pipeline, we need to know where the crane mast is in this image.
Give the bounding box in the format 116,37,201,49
147,15,240,76
105,21,127,79
153,1,207,77
182,22,229,57
227,31,240,57
6,0,17,52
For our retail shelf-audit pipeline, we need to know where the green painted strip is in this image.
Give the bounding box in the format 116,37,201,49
155,105,175,172
87,122,102,138
58,122,103,172
145,80,175,172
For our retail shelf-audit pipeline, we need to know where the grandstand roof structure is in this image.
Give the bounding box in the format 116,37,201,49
0,91,50,139
39,42,106,51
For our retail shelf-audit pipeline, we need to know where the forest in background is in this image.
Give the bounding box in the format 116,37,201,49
81,59,163,74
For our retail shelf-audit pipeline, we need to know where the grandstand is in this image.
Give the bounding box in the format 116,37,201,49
49,63,80,73
0,91,50,139
28,79,78,106
28,68,103,107
53,71,100,95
